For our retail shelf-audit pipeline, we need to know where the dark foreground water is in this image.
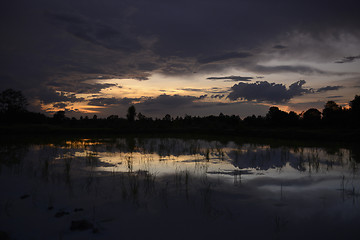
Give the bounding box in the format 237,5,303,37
1,136,360,239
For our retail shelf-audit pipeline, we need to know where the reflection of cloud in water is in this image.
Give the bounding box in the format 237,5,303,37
37,138,354,176
227,145,349,172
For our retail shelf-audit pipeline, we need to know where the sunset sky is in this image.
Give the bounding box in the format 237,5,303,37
1,0,360,118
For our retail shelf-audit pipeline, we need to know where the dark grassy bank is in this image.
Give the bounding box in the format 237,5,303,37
1,122,359,145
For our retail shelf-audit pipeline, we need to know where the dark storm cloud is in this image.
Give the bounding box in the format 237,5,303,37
316,86,343,92
141,94,198,108
134,0,360,58
252,65,329,75
49,12,142,52
335,55,360,63
198,52,252,64
227,80,312,103
39,88,85,104
207,76,253,82
273,45,287,49
49,82,121,94
1,0,360,113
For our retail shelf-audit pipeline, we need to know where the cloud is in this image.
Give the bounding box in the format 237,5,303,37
88,97,139,106
49,12,142,52
53,103,68,108
1,0,360,116
178,87,230,95
39,88,85,104
316,86,343,92
133,76,150,81
252,65,329,75
134,94,269,117
227,80,311,103
206,87,231,94
198,94,207,99
140,94,198,107
49,82,121,94
207,76,253,82
211,94,225,99
287,101,325,112
178,88,204,92
335,55,360,63
326,96,343,99
198,52,252,64
273,45,287,49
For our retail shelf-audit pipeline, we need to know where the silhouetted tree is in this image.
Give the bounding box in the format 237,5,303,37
0,89,28,113
302,108,321,125
288,111,299,125
137,112,146,121
107,115,118,120
53,111,66,122
350,95,360,111
350,95,360,119
244,115,265,126
163,114,171,121
127,105,136,122
322,101,342,124
266,106,288,125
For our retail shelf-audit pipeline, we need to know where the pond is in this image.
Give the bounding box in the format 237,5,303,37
1,136,360,239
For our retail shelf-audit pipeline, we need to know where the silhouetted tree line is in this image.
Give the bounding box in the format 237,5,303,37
1,89,360,131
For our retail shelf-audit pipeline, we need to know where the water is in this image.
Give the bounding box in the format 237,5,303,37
1,136,360,239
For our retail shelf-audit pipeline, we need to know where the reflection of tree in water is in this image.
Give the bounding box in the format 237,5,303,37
0,143,29,170
228,146,292,171
350,147,360,163
117,138,209,157
48,137,358,174
348,146,360,173
125,137,136,153
227,145,352,172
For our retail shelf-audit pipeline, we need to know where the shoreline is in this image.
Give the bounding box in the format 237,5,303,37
1,123,359,146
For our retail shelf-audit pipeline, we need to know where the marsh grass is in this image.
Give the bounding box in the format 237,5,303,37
85,151,98,167
201,182,213,215
126,155,134,173
63,157,72,185
40,156,50,182
143,171,156,196
205,148,210,161
129,174,139,203
233,170,242,186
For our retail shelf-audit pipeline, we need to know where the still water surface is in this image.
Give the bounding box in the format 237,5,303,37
1,137,360,239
